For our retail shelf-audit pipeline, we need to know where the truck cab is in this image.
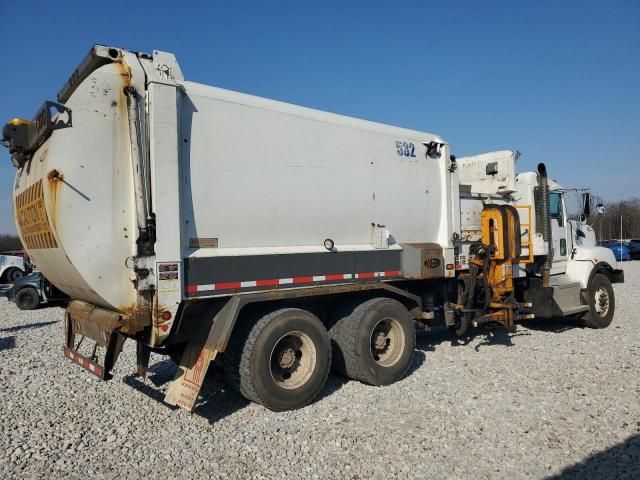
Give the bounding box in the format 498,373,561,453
456,151,623,330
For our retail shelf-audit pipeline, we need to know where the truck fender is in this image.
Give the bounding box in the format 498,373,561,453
588,261,624,285
565,245,623,289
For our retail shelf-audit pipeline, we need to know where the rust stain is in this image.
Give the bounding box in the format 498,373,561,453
115,60,133,86
118,302,152,335
46,168,63,230
153,303,171,323
110,60,134,120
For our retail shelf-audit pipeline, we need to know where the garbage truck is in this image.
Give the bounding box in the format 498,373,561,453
2,45,623,412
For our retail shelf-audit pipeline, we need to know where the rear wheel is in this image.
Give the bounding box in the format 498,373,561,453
582,274,615,329
15,288,40,310
329,297,415,386
224,308,331,411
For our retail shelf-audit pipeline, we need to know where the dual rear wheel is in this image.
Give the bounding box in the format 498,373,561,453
223,298,416,411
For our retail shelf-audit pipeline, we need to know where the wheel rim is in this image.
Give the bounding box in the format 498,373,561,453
594,287,609,317
18,292,34,309
11,270,23,282
270,331,316,389
369,317,405,367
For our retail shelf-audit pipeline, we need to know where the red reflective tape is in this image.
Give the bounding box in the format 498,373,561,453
325,274,345,281
358,272,375,279
293,276,314,284
188,269,403,293
63,347,104,377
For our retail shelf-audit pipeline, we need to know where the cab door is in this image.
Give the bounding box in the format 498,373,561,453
549,192,569,274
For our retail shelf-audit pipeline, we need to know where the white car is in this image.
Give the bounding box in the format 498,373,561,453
0,255,26,283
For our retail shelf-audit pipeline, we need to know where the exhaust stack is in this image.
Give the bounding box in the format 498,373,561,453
537,163,552,287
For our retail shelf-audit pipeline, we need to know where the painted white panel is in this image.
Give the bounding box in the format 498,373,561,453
180,82,452,257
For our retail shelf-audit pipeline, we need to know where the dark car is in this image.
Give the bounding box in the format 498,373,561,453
5,272,69,310
627,239,640,260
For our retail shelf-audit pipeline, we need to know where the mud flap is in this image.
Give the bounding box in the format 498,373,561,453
164,342,217,411
64,310,126,380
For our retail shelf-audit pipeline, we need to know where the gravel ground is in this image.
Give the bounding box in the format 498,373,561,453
1,264,639,480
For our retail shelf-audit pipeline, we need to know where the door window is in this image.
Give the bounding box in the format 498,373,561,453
549,192,564,227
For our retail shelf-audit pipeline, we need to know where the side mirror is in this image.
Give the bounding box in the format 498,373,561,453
596,203,606,214
582,192,591,218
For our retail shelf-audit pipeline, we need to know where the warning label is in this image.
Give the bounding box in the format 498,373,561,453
15,180,57,250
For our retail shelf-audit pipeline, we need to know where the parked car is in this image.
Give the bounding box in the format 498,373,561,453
627,239,640,260
5,272,69,310
608,242,630,262
0,255,26,283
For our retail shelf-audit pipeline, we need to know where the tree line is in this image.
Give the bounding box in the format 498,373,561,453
0,234,22,251
587,196,640,241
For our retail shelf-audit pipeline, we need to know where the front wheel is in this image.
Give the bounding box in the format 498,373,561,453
582,274,615,329
15,288,40,310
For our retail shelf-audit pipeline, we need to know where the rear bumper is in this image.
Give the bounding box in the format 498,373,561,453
63,300,127,380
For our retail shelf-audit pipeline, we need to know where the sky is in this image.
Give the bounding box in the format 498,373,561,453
1,0,638,234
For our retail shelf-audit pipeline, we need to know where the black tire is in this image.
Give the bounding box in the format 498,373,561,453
582,274,615,329
329,297,415,386
224,308,331,411
15,288,40,310
5,268,24,283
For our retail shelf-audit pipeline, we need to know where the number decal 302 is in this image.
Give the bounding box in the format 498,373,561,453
395,141,416,158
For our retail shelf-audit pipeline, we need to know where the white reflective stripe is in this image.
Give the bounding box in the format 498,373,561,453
192,271,383,291
88,364,95,372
